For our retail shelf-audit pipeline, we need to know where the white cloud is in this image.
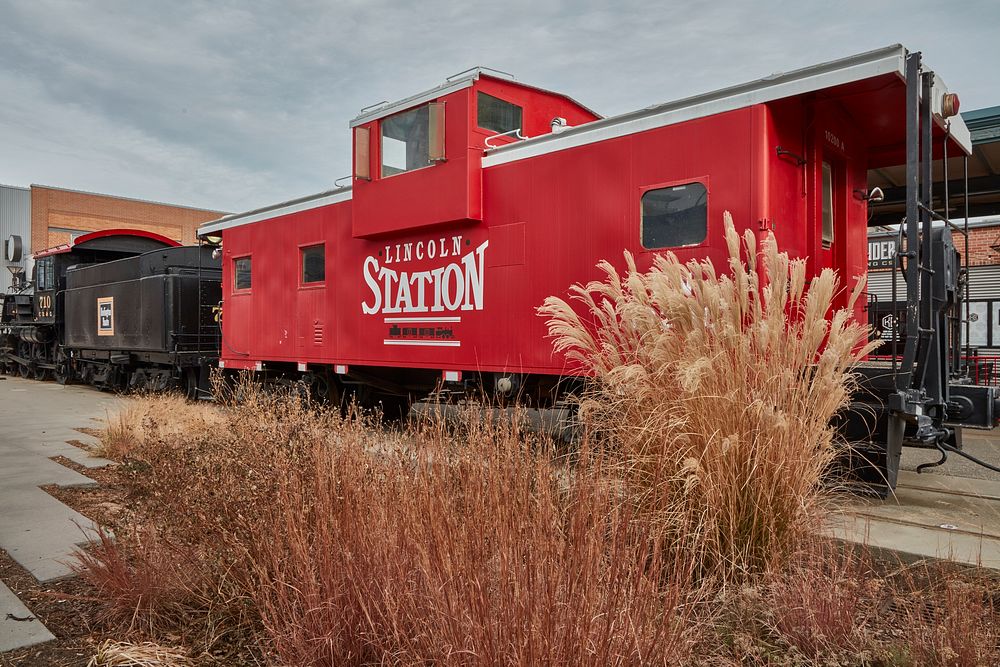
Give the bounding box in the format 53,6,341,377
0,0,996,213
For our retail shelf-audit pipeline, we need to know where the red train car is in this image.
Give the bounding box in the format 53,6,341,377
199,45,969,417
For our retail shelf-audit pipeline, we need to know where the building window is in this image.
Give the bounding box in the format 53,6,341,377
234,257,251,291
821,161,834,249
382,105,432,177
641,182,708,249
301,245,325,284
478,92,522,135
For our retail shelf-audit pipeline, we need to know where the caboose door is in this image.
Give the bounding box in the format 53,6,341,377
810,113,867,316
295,243,329,361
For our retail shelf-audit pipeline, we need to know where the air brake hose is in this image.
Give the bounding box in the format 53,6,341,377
918,440,1000,475
939,440,1000,474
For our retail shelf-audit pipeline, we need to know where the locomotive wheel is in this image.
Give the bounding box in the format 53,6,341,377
183,368,201,401
18,363,31,378
33,366,51,381
54,364,71,385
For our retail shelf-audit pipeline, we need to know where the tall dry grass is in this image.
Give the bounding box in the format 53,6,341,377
96,393,225,460
540,212,878,580
75,210,1000,665
82,387,701,665
251,412,699,665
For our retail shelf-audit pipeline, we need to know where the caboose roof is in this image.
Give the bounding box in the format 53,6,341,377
199,187,352,236
200,44,971,237
482,44,971,167
349,66,601,128
33,229,180,258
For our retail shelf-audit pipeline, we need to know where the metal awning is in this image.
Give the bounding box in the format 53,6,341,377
870,105,1000,225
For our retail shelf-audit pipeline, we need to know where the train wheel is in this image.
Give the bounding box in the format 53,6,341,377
184,368,199,401
54,364,71,385
17,342,31,378
33,366,51,381
306,371,338,405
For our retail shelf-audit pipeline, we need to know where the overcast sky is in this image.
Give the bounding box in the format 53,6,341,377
0,0,997,214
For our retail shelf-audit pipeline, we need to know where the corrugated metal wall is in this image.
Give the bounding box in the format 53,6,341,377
0,184,32,295
868,265,1000,301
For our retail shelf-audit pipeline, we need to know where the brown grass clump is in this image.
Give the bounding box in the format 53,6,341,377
80,382,1000,665
250,411,698,665
87,639,194,667
887,564,1000,667
83,386,700,665
96,393,223,460
540,212,878,581
765,541,880,661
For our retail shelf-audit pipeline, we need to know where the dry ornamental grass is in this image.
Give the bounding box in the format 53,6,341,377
73,212,998,665
540,211,879,580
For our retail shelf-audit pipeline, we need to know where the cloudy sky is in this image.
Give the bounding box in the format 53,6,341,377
0,1,997,214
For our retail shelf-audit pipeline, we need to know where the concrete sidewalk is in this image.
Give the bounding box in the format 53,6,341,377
828,432,1000,568
0,376,120,653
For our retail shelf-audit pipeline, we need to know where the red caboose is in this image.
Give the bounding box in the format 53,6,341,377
199,45,976,438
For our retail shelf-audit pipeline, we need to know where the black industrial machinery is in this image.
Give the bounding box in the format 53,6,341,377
844,52,1000,489
62,245,221,396
0,232,221,398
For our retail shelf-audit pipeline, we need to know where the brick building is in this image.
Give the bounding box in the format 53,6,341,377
30,185,224,252
867,103,1000,351
868,217,1000,350
1,184,225,293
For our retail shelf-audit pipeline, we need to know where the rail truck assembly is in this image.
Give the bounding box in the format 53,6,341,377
195,45,1000,489
0,231,221,397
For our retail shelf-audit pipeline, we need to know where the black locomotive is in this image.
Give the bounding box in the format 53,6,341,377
1,229,221,398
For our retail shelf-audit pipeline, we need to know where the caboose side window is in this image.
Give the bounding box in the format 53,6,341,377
821,162,834,248
381,105,433,177
301,245,325,285
234,257,251,291
478,92,522,135
641,183,708,249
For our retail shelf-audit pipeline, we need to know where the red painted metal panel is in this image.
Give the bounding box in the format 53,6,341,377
350,76,602,240
351,87,480,239
216,76,902,384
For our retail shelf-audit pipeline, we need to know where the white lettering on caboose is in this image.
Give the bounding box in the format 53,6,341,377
362,239,489,315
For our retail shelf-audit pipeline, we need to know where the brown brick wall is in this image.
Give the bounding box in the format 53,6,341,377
871,223,1000,270
30,186,226,254
964,224,1000,267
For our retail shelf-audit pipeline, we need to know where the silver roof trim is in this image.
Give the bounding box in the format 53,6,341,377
483,44,932,168
198,187,352,236
351,74,478,127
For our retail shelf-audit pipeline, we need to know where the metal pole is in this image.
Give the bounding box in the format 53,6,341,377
918,69,939,401
921,71,933,341
897,52,921,392
965,155,971,366
944,131,957,376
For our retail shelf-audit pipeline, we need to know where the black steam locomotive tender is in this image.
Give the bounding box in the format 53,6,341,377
1,229,221,397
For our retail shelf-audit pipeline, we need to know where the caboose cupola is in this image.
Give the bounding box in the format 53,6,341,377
349,67,598,238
